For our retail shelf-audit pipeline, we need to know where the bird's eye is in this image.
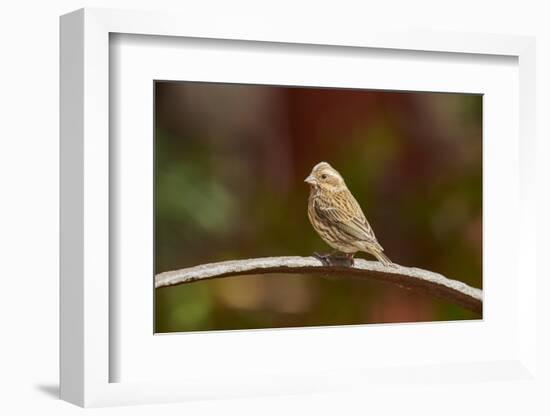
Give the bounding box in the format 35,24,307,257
321,174,327,180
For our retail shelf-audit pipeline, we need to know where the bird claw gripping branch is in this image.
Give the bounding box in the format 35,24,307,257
313,252,355,267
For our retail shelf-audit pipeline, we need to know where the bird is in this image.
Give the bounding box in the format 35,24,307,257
304,161,393,267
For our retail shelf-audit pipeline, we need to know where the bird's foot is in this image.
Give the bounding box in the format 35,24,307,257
312,252,332,266
313,252,354,267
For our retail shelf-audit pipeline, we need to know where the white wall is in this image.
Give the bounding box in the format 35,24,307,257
1,0,548,414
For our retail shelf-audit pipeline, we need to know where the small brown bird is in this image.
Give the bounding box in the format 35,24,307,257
305,161,393,267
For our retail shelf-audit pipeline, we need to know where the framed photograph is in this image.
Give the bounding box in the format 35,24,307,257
60,8,538,407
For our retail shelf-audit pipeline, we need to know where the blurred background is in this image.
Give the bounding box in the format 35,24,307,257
154,81,482,333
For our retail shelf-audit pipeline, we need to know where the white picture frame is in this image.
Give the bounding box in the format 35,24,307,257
60,7,538,408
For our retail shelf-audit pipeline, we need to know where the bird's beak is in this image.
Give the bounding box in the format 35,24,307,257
304,174,316,185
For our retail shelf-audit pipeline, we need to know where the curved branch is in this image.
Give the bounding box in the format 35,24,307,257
155,256,482,314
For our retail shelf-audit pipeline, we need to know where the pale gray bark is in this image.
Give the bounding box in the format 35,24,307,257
155,256,482,314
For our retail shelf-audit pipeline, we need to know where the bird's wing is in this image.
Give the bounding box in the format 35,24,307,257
315,190,382,247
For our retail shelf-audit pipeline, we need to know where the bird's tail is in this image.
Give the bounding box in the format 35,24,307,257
372,250,394,268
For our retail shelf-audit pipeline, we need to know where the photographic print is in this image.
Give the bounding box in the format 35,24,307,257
154,81,482,333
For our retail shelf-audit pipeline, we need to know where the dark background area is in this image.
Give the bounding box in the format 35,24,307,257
154,81,482,333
